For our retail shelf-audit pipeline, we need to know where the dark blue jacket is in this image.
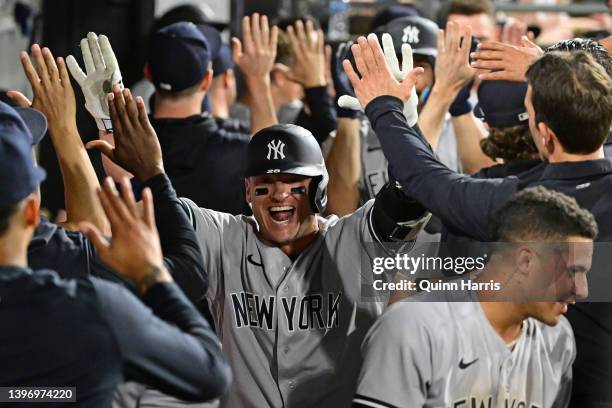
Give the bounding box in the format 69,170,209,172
27,174,208,306
0,268,230,407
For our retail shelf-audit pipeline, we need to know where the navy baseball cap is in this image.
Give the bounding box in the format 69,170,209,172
381,16,439,59
14,106,47,145
148,22,215,92
213,43,233,77
474,81,529,129
0,101,46,207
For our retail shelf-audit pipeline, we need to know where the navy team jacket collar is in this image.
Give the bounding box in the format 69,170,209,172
0,265,32,281
540,158,612,181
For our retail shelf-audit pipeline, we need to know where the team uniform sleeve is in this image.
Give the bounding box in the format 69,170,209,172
353,303,434,408
364,96,519,241
90,277,231,402
179,197,243,302
142,174,207,305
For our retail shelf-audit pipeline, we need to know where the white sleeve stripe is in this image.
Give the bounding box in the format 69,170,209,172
352,395,398,408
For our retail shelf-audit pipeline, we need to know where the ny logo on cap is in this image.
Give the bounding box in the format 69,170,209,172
402,26,420,44
267,140,286,160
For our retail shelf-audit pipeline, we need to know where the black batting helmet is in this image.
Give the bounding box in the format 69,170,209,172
245,124,328,213
381,16,438,66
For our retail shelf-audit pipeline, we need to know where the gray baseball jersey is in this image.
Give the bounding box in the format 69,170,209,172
181,198,439,407
358,118,460,205
354,290,575,408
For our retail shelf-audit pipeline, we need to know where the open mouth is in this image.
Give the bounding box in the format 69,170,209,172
269,206,295,224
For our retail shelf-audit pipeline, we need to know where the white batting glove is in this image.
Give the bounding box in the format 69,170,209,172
66,32,123,132
338,33,419,127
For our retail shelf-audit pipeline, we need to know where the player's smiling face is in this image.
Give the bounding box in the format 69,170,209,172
526,237,593,326
246,173,318,253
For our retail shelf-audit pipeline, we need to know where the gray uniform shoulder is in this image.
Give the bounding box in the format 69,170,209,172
363,299,459,351
530,315,575,367
179,197,254,232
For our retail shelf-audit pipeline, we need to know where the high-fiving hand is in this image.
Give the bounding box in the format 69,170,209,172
286,19,327,88
435,21,475,94
232,13,278,82
86,85,164,182
470,37,543,82
67,32,123,132
9,44,77,135
338,34,420,126
342,34,423,124
80,178,172,295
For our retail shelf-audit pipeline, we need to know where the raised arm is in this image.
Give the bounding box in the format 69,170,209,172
232,13,278,134
287,19,337,143
81,179,230,401
417,21,474,150
87,86,207,304
344,34,517,241
10,44,108,233
325,42,363,216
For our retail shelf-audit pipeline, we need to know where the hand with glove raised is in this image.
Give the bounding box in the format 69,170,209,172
339,33,420,127
66,32,123,132
342,33,423,124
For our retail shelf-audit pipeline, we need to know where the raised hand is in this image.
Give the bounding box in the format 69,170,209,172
470,37,543,82
9,45,77,134
343,34,423,111
66,32,123,132
286,19,326,88
497,17,533,46
434,21,475,94
381,33,419,127
338,33,422,126
86,85,164,182
231,13,278,82
80,178,172,294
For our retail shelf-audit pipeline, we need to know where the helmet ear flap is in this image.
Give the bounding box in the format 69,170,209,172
309,174,328,214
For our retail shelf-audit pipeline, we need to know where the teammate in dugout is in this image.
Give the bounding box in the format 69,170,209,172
354,186,595,408
93,74,436,405
343,32,612,406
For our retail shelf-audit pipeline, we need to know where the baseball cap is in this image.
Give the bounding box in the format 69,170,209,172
213,43,233,77
0,93,47,145
14,106,47,145
474,81,529,129
155,4,228,32
148,22,215,92
0,101,46,207
381,16,439,58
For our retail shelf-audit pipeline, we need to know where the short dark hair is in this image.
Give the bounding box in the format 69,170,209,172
526,51,612,154
0,204,18,236
491,186,598,242
480,124,538,162
448,0,494,16
545,38,612,77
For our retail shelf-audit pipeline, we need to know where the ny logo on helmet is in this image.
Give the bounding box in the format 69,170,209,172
402,26,420,44
267,140,286,160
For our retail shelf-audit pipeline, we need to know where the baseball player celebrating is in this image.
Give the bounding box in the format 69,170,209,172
354,186,596,408
92,75,435,406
